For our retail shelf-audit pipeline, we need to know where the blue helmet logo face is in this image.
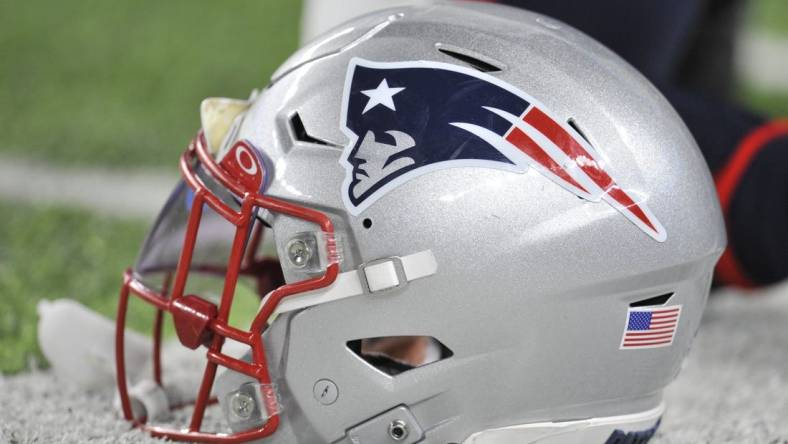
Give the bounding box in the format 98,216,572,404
338,58,666,241
339,58,526,215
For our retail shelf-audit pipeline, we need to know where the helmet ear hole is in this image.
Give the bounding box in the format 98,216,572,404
347,336,453,376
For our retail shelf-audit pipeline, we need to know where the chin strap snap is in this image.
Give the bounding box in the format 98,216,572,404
269,250,437,315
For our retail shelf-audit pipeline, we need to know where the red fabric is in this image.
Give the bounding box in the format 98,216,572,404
714,119,788,288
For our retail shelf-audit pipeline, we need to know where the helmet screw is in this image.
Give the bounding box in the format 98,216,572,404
388,419,409,441
229,391,256,420
286,239,312,268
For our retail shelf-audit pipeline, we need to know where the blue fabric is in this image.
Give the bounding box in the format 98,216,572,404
344,63,528,206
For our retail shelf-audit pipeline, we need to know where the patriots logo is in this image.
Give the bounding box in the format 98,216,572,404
339,58,666,241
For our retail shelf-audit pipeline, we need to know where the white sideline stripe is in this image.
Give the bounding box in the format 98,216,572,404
737,31,788,92
0,156,178,219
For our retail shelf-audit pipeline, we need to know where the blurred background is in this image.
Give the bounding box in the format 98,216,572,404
0,0,787,375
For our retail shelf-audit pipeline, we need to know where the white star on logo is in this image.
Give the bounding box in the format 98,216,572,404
360,79,405,114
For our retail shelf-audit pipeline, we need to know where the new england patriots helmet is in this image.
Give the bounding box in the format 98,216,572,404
115,2,725,443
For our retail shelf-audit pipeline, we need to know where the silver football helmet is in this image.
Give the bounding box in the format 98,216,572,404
115,2,725,443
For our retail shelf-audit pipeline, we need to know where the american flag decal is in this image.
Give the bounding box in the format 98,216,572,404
620,305,682,349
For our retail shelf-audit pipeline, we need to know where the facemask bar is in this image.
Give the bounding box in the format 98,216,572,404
115,132,340,443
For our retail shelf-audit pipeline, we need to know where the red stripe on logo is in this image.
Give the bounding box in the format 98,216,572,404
523,108,657,231
505,127,589,193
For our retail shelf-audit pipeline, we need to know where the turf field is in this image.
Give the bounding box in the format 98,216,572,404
740,84,788,116
0,202,146,373
751,0,788,34
0,0,786,378
0,0,301,168
0,0,301,374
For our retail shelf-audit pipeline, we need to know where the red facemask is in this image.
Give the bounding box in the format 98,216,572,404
115,132,340,442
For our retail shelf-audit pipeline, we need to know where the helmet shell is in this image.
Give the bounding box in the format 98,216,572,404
217,3,725,442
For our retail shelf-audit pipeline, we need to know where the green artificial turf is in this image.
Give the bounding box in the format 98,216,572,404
0,201,146,373
0,201,262,374
0,0,301,169
739,85,788,117
749,0,788,35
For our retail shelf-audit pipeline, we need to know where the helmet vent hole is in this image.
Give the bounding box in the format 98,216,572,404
289,112,341,148
436,44,504,73
630,292,674,307
347,336,453,376
362,218,373,229
567,118,593,145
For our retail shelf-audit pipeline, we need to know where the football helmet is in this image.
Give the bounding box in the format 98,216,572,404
115,2,725,443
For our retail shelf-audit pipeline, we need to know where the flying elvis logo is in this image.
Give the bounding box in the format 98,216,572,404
339,58,666,242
